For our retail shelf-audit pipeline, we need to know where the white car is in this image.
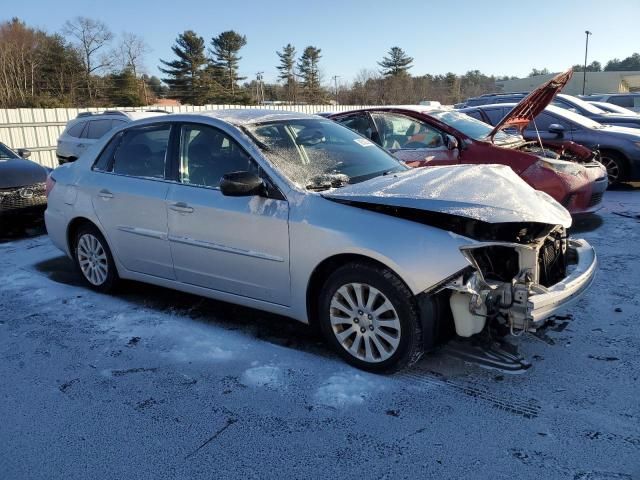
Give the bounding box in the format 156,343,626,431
56,110,168,165
45,109,597,372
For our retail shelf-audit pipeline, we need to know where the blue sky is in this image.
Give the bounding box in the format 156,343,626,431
8,0,640,85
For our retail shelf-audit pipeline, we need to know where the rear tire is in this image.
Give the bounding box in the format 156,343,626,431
73,224,118,293
318,262,424,373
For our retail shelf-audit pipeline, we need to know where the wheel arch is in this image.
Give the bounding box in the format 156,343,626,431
599,147,630,180
66,216,104,253
305,253,412,330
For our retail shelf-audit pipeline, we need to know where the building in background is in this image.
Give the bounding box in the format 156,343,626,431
497,71,640,95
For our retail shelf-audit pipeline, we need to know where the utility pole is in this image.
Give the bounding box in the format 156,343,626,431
255,72,264,104
332,75,340,104
582,30,592,95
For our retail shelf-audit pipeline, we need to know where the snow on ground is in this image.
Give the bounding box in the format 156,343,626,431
1,187,639,479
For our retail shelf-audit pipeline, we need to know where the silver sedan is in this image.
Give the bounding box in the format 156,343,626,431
45,110,597,372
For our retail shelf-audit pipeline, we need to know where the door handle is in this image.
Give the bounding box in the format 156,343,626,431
169,202,194,213
98,189,113,199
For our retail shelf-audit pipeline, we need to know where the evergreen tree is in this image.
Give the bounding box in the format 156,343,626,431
297,46,322,102
378,47,413,77
108,68,143,106
210,30,247,96
159,31,208,104
276,43,297,102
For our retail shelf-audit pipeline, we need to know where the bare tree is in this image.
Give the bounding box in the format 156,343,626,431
118,32,148,78
63,16,114,101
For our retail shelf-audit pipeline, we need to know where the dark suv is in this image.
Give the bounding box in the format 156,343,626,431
460,93,640,129
461,103,640,183
582,93,640,113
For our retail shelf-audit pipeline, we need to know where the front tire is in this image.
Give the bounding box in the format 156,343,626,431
600,151,626,185
73,224,118,293
319,262,424,373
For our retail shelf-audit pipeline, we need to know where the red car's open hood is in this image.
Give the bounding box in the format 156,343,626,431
488,69,573,141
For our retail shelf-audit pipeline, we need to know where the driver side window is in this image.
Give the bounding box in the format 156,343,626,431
371,113,444,150
179,124,256,188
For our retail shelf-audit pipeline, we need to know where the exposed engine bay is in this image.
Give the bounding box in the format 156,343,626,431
445,224,571,338
516,140,598,164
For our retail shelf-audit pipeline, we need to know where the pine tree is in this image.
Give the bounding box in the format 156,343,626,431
210,30,247,97
108,68,144,106
276,43,297,102
297,46,322,102
159,30,208,104
378,47,413,77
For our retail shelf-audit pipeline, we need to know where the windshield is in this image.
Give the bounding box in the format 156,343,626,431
558,94,605,114
429,109,517,142
546,105,603,129
246,118,407,189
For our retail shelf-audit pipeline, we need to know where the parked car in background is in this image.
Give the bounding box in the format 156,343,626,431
459,92,640,129
461,102,640,184
583,93,640,113
56,110,169,164
0,142,49,224
329,72,608,214
587,101,638,115
45,109,597,372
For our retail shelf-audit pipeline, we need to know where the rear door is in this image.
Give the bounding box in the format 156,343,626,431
166,122,290,305
370,112,458,166
89,123,175,279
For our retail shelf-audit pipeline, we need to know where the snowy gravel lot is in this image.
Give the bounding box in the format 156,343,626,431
1,187,639,479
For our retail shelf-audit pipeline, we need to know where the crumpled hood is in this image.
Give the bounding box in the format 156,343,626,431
0,157,47,189
323,164,572,228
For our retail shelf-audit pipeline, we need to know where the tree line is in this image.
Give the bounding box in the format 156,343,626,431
2,16,640,108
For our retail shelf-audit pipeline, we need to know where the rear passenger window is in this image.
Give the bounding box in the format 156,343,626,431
112,125,171,179
608,96,633,108
483,108,505,125
66,122,86,138
86,120,115,139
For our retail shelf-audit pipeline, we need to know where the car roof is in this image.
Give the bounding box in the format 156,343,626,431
74,110,169,121
473,102,568,115
332,105,451,116
188,108,319,125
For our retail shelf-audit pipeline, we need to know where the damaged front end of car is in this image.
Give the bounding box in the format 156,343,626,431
443,224,597,338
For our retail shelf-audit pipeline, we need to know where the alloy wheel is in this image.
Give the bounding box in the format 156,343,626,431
329,283,402,363
77,233,109,286
600,156,620,184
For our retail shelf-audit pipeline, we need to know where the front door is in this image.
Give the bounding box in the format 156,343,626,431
370,112,459,166
166,123,291,306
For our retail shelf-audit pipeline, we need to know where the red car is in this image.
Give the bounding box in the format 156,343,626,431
328,70,608,215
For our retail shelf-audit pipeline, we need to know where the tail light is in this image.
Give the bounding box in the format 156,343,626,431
45,174,56,197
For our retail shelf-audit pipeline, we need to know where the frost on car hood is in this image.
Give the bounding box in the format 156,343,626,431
323,164,572,228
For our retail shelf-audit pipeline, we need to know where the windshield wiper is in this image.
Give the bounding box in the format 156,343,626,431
305,173,350,191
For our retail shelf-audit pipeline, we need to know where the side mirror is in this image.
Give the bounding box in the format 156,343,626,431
548,124,566,135
17,148,31,159
220,171,266,197
446,134,459,150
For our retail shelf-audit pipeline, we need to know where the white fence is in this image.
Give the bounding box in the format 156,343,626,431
0,104,370,168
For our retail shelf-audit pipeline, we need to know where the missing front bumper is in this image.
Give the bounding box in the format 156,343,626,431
445,238,597,336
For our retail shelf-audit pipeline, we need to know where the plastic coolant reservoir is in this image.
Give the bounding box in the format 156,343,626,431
449,291,487,337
